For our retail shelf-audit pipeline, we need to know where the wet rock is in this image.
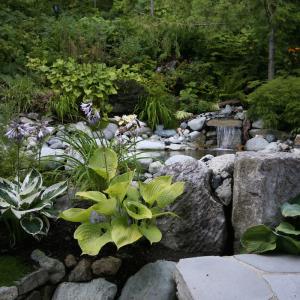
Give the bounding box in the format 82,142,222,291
91,257,122,276
188,117,206,131
165,155,196,166
68,259,92,282
136,140,165,150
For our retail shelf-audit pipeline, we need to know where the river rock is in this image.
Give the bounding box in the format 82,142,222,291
31,249,65,284
119,261,176,300
245,137,269,151
64,254,77,268
148,161,164,174
52,278,117,300
188,117,206,131
68,259,92,282
155,128,177,138
232,152,300,246
157,161,227,254
0,286,18,300
103,123,118,140
136,140,165,150
260,142,279,153
17,269,48,295
69,122,92,137
294,134,300,148
165,155,196,166
91,257,122,276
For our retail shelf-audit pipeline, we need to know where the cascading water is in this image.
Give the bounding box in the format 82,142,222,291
217,126,242,149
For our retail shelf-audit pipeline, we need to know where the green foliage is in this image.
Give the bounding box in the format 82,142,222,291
0,169,67,242
241,194,300,255
247,77,300,130
0,256,32,287
60,147,184,255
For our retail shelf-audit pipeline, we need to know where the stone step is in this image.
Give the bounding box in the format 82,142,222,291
175,254,300,300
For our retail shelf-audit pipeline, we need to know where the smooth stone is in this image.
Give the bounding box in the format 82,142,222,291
148,161,164,174
136,140,165,150
180,122,188,129
31,249,65,284
168,136,185,144
245,136,269,151
68,259,92,282
165,155,196,166
68,122,92,137
17,269,48,295
103,123,118,140
221,104,233,115
40,145,65,158
252,119,264,129
188,117,206,131
0,286,18,300
119,261,176,300
206,119,242,128
260,142,280,153
155,129,177,138
167,144,187,151
91,257,122,276
52,278,117,300
188,131,201,141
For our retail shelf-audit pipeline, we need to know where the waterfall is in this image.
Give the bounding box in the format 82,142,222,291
217,126,242,149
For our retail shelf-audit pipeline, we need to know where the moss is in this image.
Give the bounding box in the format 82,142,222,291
0,256,33,287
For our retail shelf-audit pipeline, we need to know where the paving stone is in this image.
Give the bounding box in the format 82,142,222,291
234,254,300,273
175,256,273,300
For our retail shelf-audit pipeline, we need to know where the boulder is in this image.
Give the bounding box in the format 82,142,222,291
188,117,206,131
68,259,92,282
0,286,18,300
156,161,227,255
215,178,232,206
232,152,300,245
245,137,269,151
136,140,165,150
260,142,280,153
31,249,65,284
17,269,48,295
165,155,196,166
91,257,122,276
207,154,235,176
119,261,176,300
52,278,117,300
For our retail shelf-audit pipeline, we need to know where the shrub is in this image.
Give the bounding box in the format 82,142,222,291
247,77,300,130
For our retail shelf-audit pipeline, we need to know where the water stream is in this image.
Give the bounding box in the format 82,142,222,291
217,126,242,150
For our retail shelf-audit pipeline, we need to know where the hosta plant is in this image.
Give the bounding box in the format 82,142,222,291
60,148,185,255
0,169,67,241
241,194,300,255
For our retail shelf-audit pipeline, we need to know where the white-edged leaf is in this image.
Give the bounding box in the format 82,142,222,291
20,169,43,196
20,216,44,235
0,188,20,207
41,181,67,201
11,202,52,219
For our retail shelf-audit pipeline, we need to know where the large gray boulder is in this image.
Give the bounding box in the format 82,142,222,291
119,261,176,300
52,278,117,300
157,161,227,255
232,152,300,245
245,136,269,151
188,117,206,131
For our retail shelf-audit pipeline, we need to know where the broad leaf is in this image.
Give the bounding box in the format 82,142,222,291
11,202,52,219
276,222,300,235
76,191,107,202
277,234,300,255
156,182,185,208
91,198,117,216
126,186,140,202
41,181,67,202
139,221,162,244
0,188,20,207
240,225,277,254
74,223,112,255
123,200,152,220
139,176,172,206
88,148,118,181
105,171,134,201
281,203,300,218
59,207,92,223
111,216,142,249
20,216,43,235
20,169,43,196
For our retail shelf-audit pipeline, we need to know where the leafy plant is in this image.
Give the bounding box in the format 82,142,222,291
0,169,67,242
241,194,300,255
175,110,193,121
60,147,185,255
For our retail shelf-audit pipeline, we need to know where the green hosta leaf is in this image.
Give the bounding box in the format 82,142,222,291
91,198,117,216
105,171,134,202
139,221,162,244
20,169,43,196
156,182,185,208
126,186,140,202
20,216,43,235
59,207,92,223
276,222,300,235
139,176,172,206
41,181,67,202
111,216,142,249
74,223,112,256
240,225,277,254
281,203,300,217
88,148,118,181
76,191,107,202
123,200,152,220
277,234,300,255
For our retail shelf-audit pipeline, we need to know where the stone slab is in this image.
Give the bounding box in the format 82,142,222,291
234,254,300,273
206,119,242,128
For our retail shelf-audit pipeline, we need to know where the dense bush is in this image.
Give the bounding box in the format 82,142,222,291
247,77,300,130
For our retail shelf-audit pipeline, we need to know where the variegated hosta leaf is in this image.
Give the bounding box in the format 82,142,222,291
91,198,117,216
20,191,41,207
20,216,44,235
76,191,107,202
104,171,134,202
88,148,118,181
156,182,185,208
59,207,92,223
0,188,20,208
41,181,68,202
123,200,152,220
139,221,162,244
20,169,43,197
74,223,112,255
139,176,172,206
0,177,16,192
11,202,52,219
111,216,142,249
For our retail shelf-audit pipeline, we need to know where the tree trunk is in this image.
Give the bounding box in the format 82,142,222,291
268,27,275,80
150,0,154,16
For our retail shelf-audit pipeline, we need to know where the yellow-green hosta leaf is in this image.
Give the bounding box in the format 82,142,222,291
104,171,134,202
111,216,142,249
139,176,172,206
76,191,107,202
126,186,140,202
74,223,112,256
139,221,162,244
123,200,152,220
156,181,185,208
91,198,117,216
88,148,118,181
59,207,92,223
